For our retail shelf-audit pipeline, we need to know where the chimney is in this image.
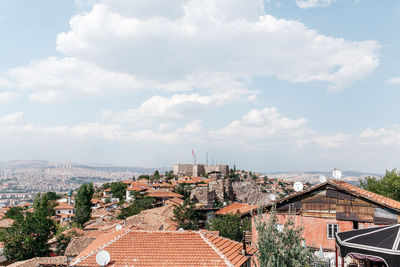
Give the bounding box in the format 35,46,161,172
241,230,247,256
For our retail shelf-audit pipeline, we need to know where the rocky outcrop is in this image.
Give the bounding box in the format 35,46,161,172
232,180,271,205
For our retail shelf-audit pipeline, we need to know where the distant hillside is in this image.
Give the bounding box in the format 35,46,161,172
0,160,171,174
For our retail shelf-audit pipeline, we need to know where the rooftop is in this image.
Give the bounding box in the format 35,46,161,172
72,229,255,267
272,179,400,212
215,203,259,216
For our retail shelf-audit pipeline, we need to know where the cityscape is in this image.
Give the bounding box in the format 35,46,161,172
0,0,399,266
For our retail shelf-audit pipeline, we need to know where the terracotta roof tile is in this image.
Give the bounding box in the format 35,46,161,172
65,237,96,257
215,203,258,216
330,180,400,211
273,180,400,212
54,202,74,210
146,190,183,199
71,230,255,267
0,218,14,228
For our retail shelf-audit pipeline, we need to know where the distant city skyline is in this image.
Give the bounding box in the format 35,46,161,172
0,0,400,173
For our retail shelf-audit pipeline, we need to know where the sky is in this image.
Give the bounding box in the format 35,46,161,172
0,0,399,173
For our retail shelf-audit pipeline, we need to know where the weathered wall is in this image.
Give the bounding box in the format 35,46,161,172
173,163,229,177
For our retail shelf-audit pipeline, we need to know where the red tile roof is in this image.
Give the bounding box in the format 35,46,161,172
146,190,183,199
330,180,400,211
272,180,400,212
71,229,255,267
165,197,184,206
215,203,258,216
54,202,74,210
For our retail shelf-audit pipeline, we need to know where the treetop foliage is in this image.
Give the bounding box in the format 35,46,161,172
2,194,56,261
172,199,200,230
208,213,250,242
255,206,319,267
360,169,400,201
74,183,94,226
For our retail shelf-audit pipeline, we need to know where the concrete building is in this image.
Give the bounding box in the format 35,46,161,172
173,163,229,177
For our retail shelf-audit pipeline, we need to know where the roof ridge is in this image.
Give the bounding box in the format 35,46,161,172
71,228,131,266
330,180,400,210
199,232,234,267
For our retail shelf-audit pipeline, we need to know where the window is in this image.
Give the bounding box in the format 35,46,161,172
327,223,339,239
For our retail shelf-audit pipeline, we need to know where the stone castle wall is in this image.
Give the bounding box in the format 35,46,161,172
173,163,229,177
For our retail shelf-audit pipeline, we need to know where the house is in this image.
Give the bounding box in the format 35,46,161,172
54,202,74,223
145,189,183,204
125,181,148,202
64,237,96,262
7,256,67,267
253,179,400,265
215,203,258,218
0,218,14,230
103,188,112,198
71,228,256,266
125,204,178,231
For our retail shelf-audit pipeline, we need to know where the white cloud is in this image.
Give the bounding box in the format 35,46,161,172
360,125,400,145
0,112,23,124
54,0,379,93
101,94,213,123
387,77,400,85
0,92,19,103
211,107,308,145
297,133,351,148
296,0,335,9
1,57,151,102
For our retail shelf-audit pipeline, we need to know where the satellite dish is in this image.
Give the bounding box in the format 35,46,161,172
269,194,276,201
319,175,327,183
293,182,304,192
332,169,342,179
115,224,122,231
96,250,110,266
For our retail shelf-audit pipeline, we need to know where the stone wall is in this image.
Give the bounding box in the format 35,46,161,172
173,163,229,177
191,178,234,207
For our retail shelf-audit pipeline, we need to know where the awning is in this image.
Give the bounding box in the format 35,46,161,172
336,224,400,267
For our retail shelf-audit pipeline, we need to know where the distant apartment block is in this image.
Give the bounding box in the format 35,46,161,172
173,163,229,177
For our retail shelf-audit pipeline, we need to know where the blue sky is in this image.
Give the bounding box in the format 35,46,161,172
0,0,399,173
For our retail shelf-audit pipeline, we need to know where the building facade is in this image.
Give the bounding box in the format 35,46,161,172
173,163,229,177
252,180,400,266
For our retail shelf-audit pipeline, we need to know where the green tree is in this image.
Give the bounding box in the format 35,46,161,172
55,234,71,255
360,169,400,201
174,183,192,200
44,191,59,201
165,170,174,180
255,206,317,267
208,214,250,242
138,174,150,180
74,183,94,226
110,182,128,200
34,193,56,217
173,199,200,230
3,195,56,261
213,197,223,209
117,192,155,219
153,170,160,181
3,207,23,220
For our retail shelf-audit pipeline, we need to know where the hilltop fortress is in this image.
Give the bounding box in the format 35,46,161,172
173,163,229,177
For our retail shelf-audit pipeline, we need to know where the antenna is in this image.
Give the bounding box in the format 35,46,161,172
96,250,110,266
332,169,342,179
319,175,327,183
269,194,276,201
115,224,122,231
293,182,304,192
